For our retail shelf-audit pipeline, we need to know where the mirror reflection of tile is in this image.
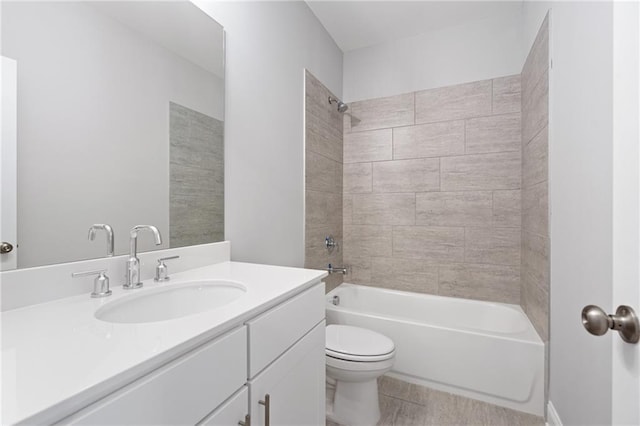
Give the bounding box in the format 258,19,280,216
169,102,224,247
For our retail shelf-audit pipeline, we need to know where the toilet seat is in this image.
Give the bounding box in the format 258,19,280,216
326,325,395,362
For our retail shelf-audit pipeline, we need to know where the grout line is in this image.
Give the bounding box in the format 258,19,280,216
391,127,395,160
413,91,416,125
346,108,521,134
463,120,467,154
523,124,549,148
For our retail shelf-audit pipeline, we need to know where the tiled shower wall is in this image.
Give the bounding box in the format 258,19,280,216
343,76,523,303
169,102,224,247
304,71,344,293
521,15,550,342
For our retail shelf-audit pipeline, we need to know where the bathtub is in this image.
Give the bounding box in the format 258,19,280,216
326,283,544,416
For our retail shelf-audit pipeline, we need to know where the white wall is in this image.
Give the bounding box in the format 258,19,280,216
192,1,343,267
2,2,221,268
612,2,640,424
342,9,523,102
522,2,615,425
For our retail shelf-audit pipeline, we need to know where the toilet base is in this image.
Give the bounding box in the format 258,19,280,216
327,379,380,426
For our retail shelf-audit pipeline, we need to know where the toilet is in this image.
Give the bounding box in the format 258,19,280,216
325,324,396,426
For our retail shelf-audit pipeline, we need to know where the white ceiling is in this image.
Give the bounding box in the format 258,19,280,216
306,1,523,52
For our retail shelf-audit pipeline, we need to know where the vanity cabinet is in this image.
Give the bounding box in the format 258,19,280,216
62,326,248,425
249,322,325,426
198,387,249,426
55,282,326,426
247,283,326,426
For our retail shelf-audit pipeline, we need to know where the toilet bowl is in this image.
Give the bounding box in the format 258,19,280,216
326,324,395,426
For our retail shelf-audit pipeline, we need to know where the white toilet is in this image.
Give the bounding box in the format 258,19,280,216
325,324,396,426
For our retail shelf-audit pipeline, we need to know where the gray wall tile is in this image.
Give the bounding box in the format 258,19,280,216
416,191,492,227
465,227,521,266
352,193,416,225
522,15,549,103
441,151,521,191
493,75,522,115
305,190,342,230
371,257,439,294
344,163,372,193
520,14,549,343
305,71,343,162
373,158,440,193
393,120,465,159
522,70,549,144
465,113,521,154
305,150,341,193
393,226,465,262
305,227,342,277
344,128,393,163
523,126,548,187
170,102,224,248
415,80,492,124
522,231,549,289
340,77,528,306
343,254,372,284
493,190,521,228
522,269,549,341
348,92,414,132
304,71,343,292
522,180,548,237
343,195,353,225
344,224,393,257
439,263,520,303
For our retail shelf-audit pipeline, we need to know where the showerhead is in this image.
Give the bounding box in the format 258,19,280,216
328,96,349,113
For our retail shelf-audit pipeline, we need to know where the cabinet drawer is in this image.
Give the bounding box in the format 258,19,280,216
198,386,248,426
247,282,324,378
62,326,247,425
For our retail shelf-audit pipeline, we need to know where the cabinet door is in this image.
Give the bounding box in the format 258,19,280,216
249,321,325,426
199,386,248,426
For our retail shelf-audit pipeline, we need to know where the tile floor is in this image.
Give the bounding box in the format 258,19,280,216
327,376,544,426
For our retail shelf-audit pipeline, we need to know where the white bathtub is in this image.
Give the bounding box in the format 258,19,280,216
326,283,544,416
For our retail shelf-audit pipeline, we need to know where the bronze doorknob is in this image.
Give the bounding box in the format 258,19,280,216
582,304,640,344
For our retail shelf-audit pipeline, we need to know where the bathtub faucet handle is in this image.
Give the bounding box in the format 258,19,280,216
325,235,339,253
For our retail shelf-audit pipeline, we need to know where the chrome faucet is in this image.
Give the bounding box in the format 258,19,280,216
327,264,349,275
124,225,162,289
88,224,114,257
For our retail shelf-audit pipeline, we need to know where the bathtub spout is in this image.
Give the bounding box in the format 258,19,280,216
327,264,349,275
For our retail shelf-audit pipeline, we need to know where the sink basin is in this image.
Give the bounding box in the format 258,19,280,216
95,280,246,324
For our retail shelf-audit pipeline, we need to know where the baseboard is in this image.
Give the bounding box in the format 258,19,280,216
546,401,563,426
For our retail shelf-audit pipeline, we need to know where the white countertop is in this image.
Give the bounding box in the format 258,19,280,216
1,261,327,425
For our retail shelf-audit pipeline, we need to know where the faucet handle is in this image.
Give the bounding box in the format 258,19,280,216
155,256,180,282
88,224,114,257
72,269,111,298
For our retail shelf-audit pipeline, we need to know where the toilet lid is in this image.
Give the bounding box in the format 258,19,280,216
325,325,395,360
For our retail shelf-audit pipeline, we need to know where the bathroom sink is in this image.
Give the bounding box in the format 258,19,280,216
95,280,246,324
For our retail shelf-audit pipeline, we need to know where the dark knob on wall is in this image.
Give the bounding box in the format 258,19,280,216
0,242,13,254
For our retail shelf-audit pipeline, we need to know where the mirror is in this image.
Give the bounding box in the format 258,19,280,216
1,1,224,269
